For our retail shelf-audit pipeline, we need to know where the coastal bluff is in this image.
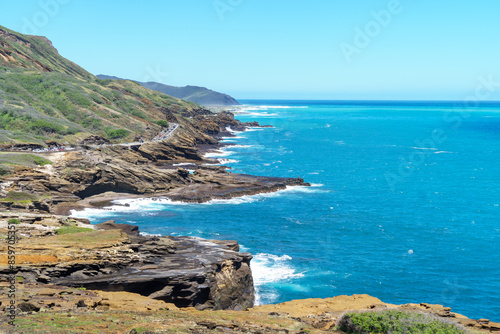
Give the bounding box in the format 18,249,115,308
0,214,254,311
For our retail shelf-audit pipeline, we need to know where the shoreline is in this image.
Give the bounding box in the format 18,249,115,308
65,120,309,216
68,181,309,215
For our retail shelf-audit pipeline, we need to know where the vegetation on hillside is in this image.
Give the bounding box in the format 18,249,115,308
0,25,201,145
0,67,197,144
0,25,92,79
0,152,52,175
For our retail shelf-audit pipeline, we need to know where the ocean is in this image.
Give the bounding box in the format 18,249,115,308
72,100,500,321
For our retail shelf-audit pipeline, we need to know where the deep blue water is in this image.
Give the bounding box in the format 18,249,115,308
73,100,500,320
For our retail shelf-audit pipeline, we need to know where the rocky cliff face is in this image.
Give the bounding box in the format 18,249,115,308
0,215,254,311
1,121,308,215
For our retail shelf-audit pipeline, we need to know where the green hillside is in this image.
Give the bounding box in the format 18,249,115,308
0,25,201,145
0,25,91,79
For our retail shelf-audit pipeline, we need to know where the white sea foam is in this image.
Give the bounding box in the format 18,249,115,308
172,163,195,166
252,253,304,305
217,158,240,164
140,232,162,237
204,150,234,158
70,186,321,220
225,126,243,134
70,197,189,219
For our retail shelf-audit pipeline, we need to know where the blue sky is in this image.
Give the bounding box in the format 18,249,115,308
1,0,500,100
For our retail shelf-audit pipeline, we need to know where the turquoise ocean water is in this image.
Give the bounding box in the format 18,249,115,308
73,100,500,320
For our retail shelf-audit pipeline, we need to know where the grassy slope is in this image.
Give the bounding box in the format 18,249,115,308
0,25,200,145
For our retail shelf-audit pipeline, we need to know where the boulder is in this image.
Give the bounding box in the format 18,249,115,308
95,220,140,236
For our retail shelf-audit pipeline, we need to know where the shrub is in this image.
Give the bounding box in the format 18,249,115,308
64,90,92,108
32,156,52,166
7,218,20,224
30,119,63,134
105,128,130,139
337,310,470,334
154,120,169,127
0,164,13,175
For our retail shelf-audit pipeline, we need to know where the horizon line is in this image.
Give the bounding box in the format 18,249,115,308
236,99,500,103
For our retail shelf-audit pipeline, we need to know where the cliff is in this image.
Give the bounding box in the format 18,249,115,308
0,214,254,311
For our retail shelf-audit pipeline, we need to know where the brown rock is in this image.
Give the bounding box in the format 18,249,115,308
18,301,41,312
95,220,140,236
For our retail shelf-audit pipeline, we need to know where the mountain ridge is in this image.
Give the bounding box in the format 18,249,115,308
97,74,240,106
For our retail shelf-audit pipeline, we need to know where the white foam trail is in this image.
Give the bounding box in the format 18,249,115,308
236,105,308,112
411,147,438,150
252,253,304,305
244,127,264,132
281,185,329,194
227,144,251,148
242,112,278,117
220,137,243,143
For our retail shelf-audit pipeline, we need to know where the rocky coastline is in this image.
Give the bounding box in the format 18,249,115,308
1,110,499,333
0,109,309,216
2,213,499,333
0,214,254,311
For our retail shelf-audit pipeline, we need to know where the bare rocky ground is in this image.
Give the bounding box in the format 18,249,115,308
0,290,498,333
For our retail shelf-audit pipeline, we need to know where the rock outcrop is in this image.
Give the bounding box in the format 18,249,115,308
0,214,254,311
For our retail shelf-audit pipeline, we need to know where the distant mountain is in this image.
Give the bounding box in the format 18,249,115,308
97,75,240,106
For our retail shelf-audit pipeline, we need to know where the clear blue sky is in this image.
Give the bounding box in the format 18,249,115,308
1,0,500,100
